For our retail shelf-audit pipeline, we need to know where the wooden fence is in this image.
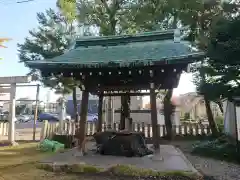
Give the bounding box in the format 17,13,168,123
0,121,212,141
0,122,42,141
0,122,9,136
41,121,212,140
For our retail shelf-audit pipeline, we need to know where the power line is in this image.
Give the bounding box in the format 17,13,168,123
17,0,34,3
0,0,37,5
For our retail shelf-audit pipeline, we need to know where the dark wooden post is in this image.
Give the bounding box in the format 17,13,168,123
33,84,40,141
97,93,103,132
120,96,125,130
150,83,159,150
78,90,89,151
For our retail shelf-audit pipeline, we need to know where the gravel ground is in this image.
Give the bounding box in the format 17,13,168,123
171,141,240,180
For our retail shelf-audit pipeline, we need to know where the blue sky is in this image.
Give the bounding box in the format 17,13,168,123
0,0,57,77
0,0,195,102
0,0,59,101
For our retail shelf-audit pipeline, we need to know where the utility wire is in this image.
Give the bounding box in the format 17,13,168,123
0,0,37,5
17,0,34,3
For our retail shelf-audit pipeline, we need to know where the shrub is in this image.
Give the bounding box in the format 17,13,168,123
192,135,240,163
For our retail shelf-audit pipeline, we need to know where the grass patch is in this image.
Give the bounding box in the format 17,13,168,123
0,142,78,180
0,142,53,168
38,163,200,179
108,164,196,177
38,163,103,173
0,163,78,180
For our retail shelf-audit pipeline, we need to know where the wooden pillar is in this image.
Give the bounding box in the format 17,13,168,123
59,96,66,134
150,83,159,150
78,90,89,151
33,84,40,141
97,93,103,132
120,96,125,130
107,96,113,129
8,83,17,145
125,95,131,131
73,87,80,128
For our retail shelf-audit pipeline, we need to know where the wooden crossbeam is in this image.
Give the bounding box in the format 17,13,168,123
101,92,158,96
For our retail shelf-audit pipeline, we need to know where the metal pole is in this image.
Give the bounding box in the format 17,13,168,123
33,84,40,141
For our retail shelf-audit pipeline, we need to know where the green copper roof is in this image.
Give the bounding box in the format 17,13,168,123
75,30,174,47
26,30,205,69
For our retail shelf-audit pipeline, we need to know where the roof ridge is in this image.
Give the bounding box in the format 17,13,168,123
75,39,185,50
76,30,174,40
75,30,175,48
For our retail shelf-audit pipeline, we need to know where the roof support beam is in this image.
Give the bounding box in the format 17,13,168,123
100,92,158,96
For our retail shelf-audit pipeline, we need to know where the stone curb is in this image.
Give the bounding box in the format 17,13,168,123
175,147,201,176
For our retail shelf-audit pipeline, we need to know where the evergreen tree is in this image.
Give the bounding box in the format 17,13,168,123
207,15,240,100
184,0,240,136
18,9,78,94
57,0,76,22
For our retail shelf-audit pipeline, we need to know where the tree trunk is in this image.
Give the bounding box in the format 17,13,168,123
204,95,219,136
163,89,173,140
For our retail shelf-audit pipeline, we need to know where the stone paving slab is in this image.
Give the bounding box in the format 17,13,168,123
40,144,199,173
